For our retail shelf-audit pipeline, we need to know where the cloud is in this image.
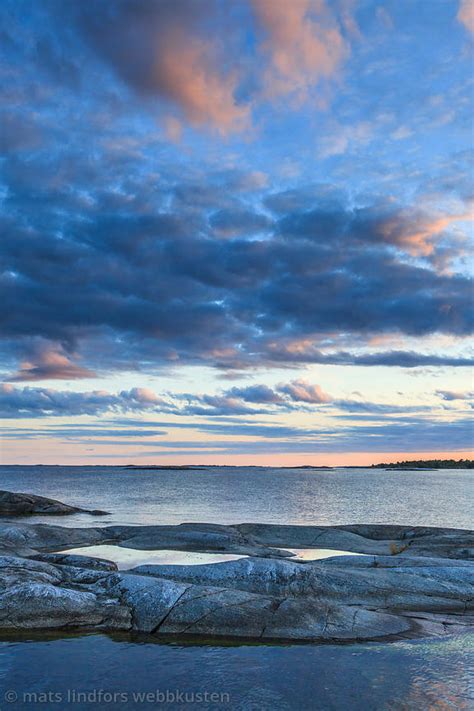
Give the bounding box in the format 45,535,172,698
274,192,472,258
1,425,165,440
458,0,474,34
32,0,351,135
6,343,96,382
4,410,472,455
264,346,474,368
435,389,473,401
390,126,413,141
73,0,249,134
0,112,44,154
251,0,348,101
227,384,285,404
319,121,373,157
209,209,271,237
333,400,425,414
278,379,331,403
0,10,472,379
1,0,472,463
183,394,262,417
0,380,431,421
121,387,166,406
184,380,435,418
2,381,471,455
367,207,472,257
0,384,171,418
1,177,472,377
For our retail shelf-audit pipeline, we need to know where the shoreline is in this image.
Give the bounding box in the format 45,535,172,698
0,490,472,645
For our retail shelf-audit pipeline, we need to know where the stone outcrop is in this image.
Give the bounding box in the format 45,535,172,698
0,518,471,560
0,556,129,630
0,491,472,643
0,490,109,517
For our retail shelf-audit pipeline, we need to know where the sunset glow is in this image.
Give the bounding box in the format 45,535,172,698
1,0,473,465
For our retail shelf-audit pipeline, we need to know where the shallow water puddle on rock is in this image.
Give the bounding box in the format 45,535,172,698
56,545,247,570
284,548,366,560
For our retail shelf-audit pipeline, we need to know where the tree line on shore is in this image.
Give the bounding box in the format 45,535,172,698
372,459,473,469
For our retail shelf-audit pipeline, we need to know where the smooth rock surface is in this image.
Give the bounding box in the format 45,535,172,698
0,497,472,643
1,517,472,561
131,556,473,611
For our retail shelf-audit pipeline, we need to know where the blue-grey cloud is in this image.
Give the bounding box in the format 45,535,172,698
226,384,285,404
1,427,165,439
0,1,472,383
51,418,474,455
0,384,173,418
0,382,438,422
277,379,331,403
436,389,474,401
1,179,472,378
209,208,271,237
264,347,474,368
5,343,97,382
3,414,472,455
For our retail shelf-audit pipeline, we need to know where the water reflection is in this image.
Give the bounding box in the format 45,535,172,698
0,632,471,710
57,545,246,569
283,548,366,561
0,465,472,529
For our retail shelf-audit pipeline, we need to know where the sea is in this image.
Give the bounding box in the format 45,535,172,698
0,465,472,710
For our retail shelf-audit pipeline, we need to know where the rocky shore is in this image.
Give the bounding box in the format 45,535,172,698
0,492,472,643
0,490,109,517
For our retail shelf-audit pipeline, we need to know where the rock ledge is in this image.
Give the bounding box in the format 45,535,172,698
0,492,472,643
0,490,109,517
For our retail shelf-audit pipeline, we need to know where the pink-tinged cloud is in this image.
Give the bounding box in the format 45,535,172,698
376,209,472,257
7,346,96,382
154,34,249,134
458,0,474,34
77,0,350,133
251,0,348,101
121,387,166,405
278,378,332,403
80,0,249,134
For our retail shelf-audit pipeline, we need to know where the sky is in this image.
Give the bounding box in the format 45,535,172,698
0,0,473,466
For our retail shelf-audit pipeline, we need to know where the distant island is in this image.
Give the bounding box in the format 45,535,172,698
121,461,474,472
124,465,207,471
372,458,473,470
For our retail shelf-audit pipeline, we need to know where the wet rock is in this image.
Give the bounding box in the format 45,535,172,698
0,491,109,517
0,555,129,630
156,584,276,638
106,573,189,632
0,582,129,629
262,600,411,641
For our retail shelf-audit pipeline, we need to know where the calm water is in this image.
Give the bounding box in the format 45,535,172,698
0,465,472,710
0,465,472,528
0,632,472,710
